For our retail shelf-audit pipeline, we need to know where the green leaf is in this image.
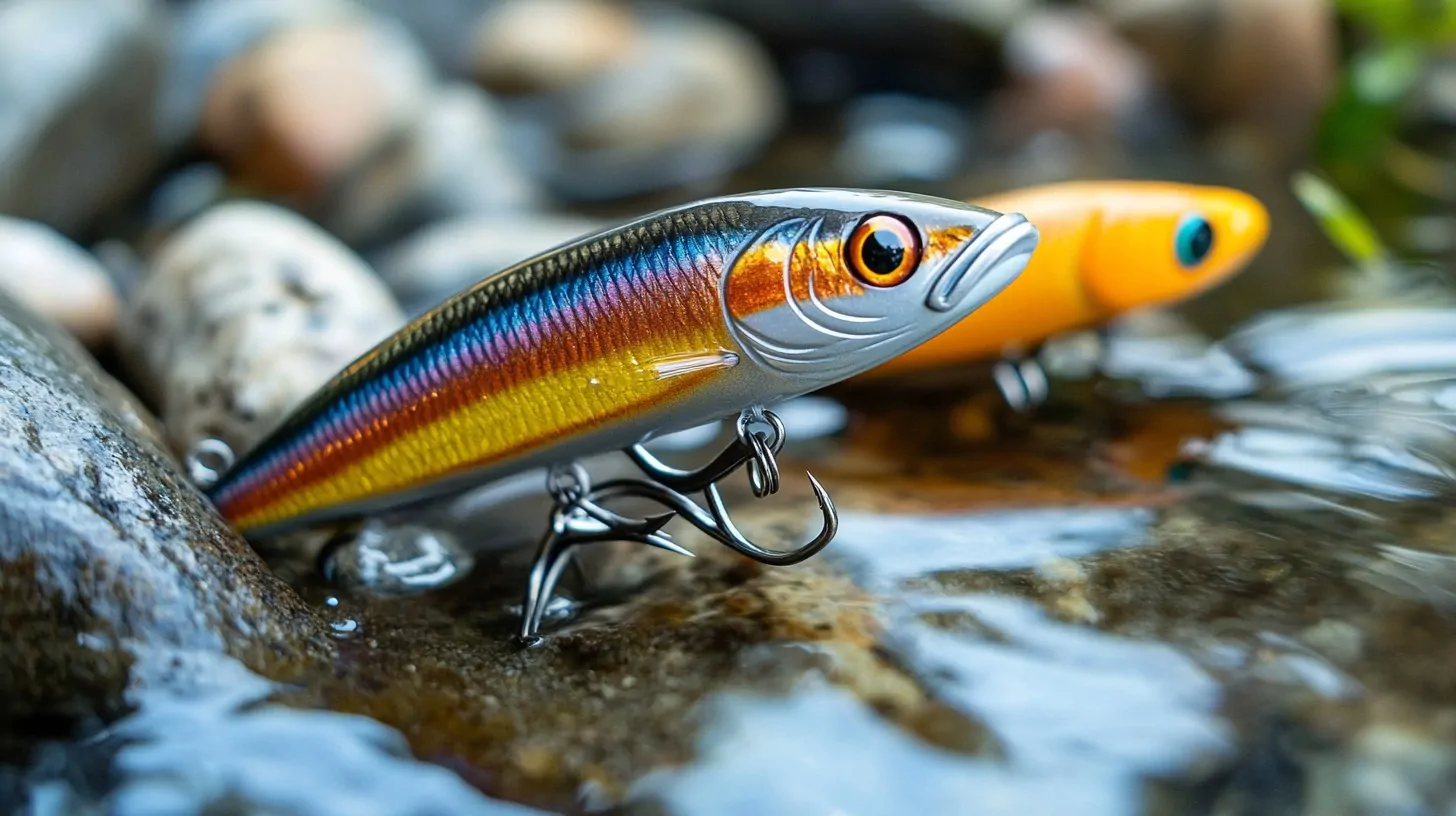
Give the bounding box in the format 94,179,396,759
1291,171,1391,265
1338,0,1456,43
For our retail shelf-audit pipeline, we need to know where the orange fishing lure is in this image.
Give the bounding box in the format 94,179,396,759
862,180,1269,378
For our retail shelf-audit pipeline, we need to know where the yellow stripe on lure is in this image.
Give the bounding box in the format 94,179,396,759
862,181,1269,377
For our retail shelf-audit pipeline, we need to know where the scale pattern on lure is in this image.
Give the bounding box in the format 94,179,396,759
207,189,1039,538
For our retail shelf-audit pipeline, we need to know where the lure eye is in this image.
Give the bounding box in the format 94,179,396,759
846,214,921,287
1174,213,1214,268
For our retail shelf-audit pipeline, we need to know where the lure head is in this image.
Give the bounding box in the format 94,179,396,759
719,189,1039,394
1077,183,1269,314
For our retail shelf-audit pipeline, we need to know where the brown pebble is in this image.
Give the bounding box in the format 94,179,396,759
992,7,1154,143
1095,0,1337,158
471,0,643,95
200,18,433,201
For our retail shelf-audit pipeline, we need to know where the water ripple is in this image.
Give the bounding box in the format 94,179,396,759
829,506,1155,590
632,682,1131,816
893,593,1231,777
31,650,545,816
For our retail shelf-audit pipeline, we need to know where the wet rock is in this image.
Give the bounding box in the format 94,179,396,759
198,14,434,207
481,4,786,201
161,0,356,151
312,534,917,811
0,288,332,729
373,212,602,315
0,0,165,234
0,217,121,349
322,83,544,249
1094,0,1337,160
116,201,405,462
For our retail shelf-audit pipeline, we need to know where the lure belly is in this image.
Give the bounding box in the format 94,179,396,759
860,180,1270,378
208,189,1039,540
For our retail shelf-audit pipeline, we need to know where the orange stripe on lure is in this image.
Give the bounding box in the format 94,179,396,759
206,189,1040,539
861,181,1270,378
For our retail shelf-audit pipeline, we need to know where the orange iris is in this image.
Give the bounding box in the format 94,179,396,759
846,214,921,287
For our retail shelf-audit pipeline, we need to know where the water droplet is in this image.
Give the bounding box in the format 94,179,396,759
325,522,474,598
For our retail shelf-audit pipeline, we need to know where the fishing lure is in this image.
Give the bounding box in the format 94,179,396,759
858,181,1269,406
195,188,1039,641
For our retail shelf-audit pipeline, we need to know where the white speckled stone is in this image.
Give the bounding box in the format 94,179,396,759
118,201,404,461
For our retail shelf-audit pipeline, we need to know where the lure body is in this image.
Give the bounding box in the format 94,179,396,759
209,189,1039,537
862,181,1269,377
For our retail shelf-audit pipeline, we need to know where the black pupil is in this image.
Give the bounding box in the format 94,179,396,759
861,228,907,276
1189,221,1213,260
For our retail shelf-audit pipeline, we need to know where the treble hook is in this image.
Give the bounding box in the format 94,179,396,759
585,476,835,566
515,407,839,644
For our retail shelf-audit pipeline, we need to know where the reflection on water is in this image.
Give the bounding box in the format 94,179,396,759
830,507,1154,588
1095,312,1258,400
25,651,543,816
1105,303,1456,504
1313,373,1456,455
639,503,1225,815
1242,632,1361,700
1187,421,1453,501
891,594,1230,777
1354,545,1456,610
633,682,1132,816
1228,305,1456,389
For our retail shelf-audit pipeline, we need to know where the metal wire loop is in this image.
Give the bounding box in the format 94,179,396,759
186,437,237,490
515,406,838,644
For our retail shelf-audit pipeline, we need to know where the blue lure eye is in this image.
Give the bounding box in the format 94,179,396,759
1174,213,1214,268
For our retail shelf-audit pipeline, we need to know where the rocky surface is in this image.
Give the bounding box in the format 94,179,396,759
0,0,165,235
0,288,332,741
116,201,404,462
299,526,907,811
0,217,122,349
